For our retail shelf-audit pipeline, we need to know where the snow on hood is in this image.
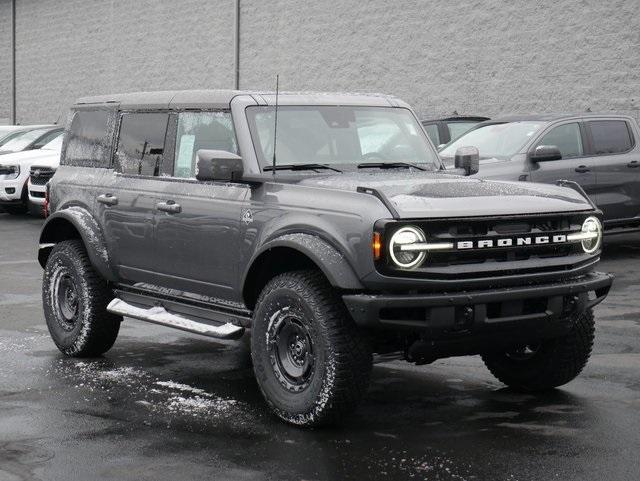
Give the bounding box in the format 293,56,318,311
296,171,593,218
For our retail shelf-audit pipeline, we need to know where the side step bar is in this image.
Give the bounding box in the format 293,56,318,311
107,298,245,340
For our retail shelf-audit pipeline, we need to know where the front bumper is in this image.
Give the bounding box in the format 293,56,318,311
343,271,613,333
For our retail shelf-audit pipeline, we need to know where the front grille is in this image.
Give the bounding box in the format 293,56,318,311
379,213,594,279
30,167,56,185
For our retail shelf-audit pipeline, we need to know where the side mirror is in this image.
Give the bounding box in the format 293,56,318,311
195,149,243,182
454,146,480,176
530,145,562,162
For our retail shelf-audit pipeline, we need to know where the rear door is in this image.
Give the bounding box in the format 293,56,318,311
153,110,249,300
528,121,597,198
97,111,170,284
585,119,640,223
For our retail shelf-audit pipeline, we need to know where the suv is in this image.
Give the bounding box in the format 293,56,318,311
38,91,612,427
439,114,640,232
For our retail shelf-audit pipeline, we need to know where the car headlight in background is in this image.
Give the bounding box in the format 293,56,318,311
0,165,20,180
567,216,602,254
389,226,427,268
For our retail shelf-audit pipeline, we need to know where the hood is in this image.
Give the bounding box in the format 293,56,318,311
0,149,60,167
296,171,592,218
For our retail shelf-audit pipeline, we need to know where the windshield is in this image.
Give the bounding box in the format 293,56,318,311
0,128,51,152
440,121,546,160
41,133,63,152
247,106,440,170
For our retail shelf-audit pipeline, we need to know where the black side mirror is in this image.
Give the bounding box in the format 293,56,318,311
195,149,243,182
530,145,562,162
454,146,480,176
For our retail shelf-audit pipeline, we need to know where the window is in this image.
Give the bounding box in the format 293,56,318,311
422,123,440,145
173,111,237,178
64,110,113,167
247,106,439,168
536,123,583,158
0,128,51,152
447,121,479,142
115,113,169,176
588,120,633,154
32,129,63,149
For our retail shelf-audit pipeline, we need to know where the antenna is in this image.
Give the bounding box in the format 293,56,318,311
272,74,279,175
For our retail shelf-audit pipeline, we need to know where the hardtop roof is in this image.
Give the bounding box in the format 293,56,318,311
484,112,634,123
74,89,406,110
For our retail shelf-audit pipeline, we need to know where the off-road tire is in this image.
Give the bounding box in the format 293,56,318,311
251,270,372,427
43,240,121,357
482,309,595,391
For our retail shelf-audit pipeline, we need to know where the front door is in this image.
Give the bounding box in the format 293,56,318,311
153,111,249,301
528,121,597,199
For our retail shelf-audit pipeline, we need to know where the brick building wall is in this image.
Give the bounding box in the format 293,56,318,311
2,0,639,124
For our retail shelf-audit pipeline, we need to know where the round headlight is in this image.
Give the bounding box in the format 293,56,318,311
389,226,426,269
580,216,602,254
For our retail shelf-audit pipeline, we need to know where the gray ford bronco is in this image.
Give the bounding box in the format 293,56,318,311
39,90,613,426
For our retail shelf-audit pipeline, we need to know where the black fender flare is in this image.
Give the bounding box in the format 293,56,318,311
243,233,364,291
38,206,116,282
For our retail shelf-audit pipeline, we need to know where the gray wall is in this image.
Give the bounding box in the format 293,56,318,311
0,1,11,124
3,0,639,124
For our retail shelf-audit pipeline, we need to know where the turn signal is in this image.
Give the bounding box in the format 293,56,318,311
372,232,382,260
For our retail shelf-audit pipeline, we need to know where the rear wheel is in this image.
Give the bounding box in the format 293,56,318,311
43,240,121,357
251,270,372,427
482,309,595,391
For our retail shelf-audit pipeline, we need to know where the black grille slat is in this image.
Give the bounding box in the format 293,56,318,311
29,167,56,185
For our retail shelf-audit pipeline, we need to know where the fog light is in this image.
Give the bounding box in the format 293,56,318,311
6,188,15,195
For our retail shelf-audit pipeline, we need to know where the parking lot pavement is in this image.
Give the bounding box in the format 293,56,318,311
1,213,639,481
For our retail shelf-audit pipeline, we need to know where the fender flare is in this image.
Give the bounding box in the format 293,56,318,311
243,233,364,291
38,206,116,282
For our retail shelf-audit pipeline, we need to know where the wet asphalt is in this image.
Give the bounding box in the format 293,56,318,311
0,212,639,481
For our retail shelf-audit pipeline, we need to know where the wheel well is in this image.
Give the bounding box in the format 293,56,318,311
38,218,82,267
243,247,323,310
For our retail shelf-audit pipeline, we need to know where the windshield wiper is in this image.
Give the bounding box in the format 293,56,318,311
263,163,342,173
357,162,426,171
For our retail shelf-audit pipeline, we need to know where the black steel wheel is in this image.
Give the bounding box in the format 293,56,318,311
251,270,372,427
43,240,121,357
482,309,595,391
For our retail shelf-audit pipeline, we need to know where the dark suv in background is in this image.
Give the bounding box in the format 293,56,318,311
38,90,612,426
440,114,640,232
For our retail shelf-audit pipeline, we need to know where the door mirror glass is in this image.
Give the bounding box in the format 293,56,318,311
454,146,480,176
195,149,243,182
530,145,562,162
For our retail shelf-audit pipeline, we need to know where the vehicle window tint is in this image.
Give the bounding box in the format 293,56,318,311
422,123,440,145
448,122,478,142
32,129,62,149
173,111,237,178
115,113,168,176
64,110,113,167
536,123,583,158
588,120,633,154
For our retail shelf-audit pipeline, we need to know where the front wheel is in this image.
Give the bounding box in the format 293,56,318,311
251,270,372,427
482,309,595,391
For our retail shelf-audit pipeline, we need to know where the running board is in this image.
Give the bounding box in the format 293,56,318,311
107,298,245,340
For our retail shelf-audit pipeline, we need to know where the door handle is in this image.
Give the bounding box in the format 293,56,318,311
574,165,590,173
627,160,639,168
156,201,181,214
97,194,118,206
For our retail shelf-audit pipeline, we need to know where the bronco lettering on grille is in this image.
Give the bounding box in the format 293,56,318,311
457,234,567,250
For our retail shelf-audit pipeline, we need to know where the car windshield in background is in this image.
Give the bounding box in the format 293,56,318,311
41,133,64,152
246,106,440,170
0,128,51,152
440,121,546,160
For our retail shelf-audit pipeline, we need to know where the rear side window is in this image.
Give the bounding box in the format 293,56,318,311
447,122,478,142
115,113,169,176
536,123,583,158
588,120,633,154
64,110,113,167
173,111,237,178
